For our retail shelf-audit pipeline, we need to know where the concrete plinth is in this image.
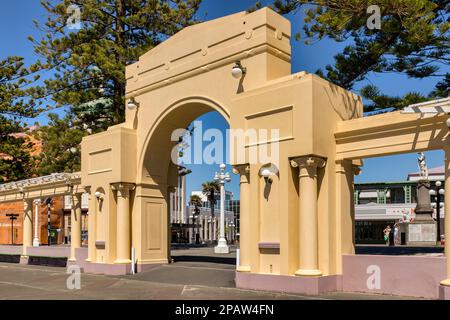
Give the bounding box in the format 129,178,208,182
214,239,230,254
439,285,450,300
19,255,29,265
236,272,341,295
83,261,132,275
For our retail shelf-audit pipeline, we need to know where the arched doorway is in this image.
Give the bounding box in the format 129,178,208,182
134,99,234,272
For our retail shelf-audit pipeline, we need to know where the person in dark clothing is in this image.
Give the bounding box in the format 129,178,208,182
388,224,395,246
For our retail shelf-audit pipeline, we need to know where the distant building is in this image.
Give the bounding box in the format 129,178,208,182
190,190,233,204
355,166,445,244
172,190,239,245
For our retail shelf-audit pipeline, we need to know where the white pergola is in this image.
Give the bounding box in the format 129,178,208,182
401,97,450,114
0,172,86,262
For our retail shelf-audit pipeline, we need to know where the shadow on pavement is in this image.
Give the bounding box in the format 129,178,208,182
172,255,236,265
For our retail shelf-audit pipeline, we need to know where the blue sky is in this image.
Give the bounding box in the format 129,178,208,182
0,0,447,199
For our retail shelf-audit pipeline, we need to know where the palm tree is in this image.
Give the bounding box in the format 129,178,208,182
190,194,203,208
202,181,220,220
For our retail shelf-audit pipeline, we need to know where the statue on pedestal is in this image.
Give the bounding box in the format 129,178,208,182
415,152,433,219
417,152,429,180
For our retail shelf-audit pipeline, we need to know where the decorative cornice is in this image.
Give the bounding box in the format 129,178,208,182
0,173,81,193
111,183,136,191
126,44,290,98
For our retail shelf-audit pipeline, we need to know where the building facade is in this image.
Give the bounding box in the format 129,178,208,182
355,166,446,244
0,197,65,245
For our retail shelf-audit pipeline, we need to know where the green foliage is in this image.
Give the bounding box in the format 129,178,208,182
33,112,88,175
202,181,220,218
1,0,202,181
29,0,202,127
0,56,40,182
268,0,449,110
0,118,35,183
0,56,42,118
190,194,203,207
360,85,429,112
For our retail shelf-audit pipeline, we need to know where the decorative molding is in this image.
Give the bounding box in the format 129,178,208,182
111,183,136,198
290,156,327,169
126,44,291,98
232,164,250,175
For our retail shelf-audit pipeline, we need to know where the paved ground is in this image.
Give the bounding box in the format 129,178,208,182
0,247,418,300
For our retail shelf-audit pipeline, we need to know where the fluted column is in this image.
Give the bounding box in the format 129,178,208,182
291,156,326,276
233,164,251,272
441,145,450,286
22,199,33,257
113,183,135,263
69,193,82,262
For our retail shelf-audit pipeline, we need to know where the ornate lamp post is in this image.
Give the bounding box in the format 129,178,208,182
5,213,19,245
214,164,231,254
44,197,53,246
430,181,445,245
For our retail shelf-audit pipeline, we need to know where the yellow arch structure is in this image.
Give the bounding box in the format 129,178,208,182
1,7,447,298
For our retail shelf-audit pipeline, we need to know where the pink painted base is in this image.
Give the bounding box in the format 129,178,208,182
235,272,341,295
0,245,22,255
343,254,447,299
83,261,132,275
439,285,450,300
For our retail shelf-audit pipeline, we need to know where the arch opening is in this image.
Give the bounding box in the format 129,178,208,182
136,100,239,285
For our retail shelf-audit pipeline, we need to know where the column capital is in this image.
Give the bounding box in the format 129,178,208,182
290,156,326,170
111,183,136,197
232,164,250,184
23,198,33,207
71,192,83,207
353,165,362,176
335,159,362,175
33,199,41,205
232,164,250,175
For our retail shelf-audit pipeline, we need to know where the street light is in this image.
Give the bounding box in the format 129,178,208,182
231,61,247,79
44,197,52,246
213,163,231,254
127,97,139,110
228,221,235,243
430,181,445,245
191,204,201,244
177,166,192,241
5,213,19,245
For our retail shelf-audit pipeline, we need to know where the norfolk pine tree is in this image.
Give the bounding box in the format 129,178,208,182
257,0,449,111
